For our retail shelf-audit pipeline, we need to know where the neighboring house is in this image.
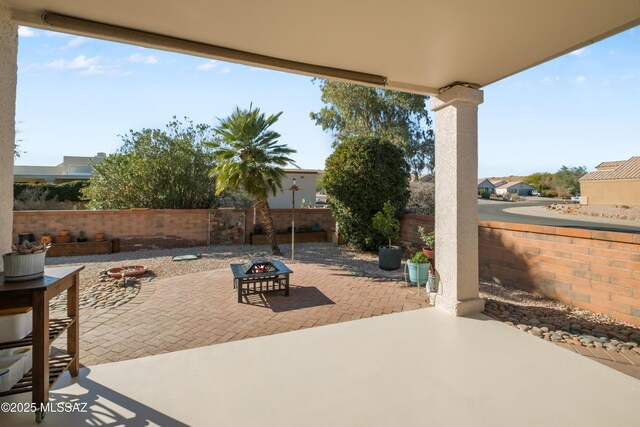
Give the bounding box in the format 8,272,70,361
268,169,319,209
491,180,507,188
477,179,496,195
494,181,535,196
417,174,434,183
14,152,107,184
579,156,640,206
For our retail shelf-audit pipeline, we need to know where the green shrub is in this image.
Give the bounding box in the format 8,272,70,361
13,181,89,202
324,136,410,250
406,181,435,215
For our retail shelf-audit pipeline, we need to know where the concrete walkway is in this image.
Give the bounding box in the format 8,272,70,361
58,264,430,365
3,309,640,426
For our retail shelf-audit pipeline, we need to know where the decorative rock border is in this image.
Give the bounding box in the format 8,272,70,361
49,271,146,311
484,299,640,356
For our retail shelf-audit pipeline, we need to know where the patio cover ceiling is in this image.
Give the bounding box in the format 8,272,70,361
6,0,640,95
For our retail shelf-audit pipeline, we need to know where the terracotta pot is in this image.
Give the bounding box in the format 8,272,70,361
59,230,70,237
95,233,106,241
56,235,72,243
40,235,52,245
422,248,435,268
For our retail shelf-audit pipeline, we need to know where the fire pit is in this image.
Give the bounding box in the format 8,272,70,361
230,260,293,303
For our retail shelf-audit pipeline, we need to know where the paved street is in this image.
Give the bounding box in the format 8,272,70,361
478,199,640,233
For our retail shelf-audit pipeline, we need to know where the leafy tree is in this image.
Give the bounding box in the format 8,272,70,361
206,105,296,255
553,165,587,198
406,181,435,215
523,172,554,193
324,136,410,250
310,80,434,178
83,117,217,209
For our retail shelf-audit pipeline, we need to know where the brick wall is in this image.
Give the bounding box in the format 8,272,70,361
243,208,335,235
399,215,640,326
13,208,335,252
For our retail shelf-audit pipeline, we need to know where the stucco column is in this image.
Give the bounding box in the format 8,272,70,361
429,85,484,316
0,4,17,274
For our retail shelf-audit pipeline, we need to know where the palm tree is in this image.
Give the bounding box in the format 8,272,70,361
207,105,296,255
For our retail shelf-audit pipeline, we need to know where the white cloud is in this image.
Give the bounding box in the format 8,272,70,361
64,37,89,49
128,53,158,64
18,27,39,37
575,75,587,84
44,55,101,70
196,60,218,71
569,47,589,57
541,76,560,85
26,54,130,76
620,74,635,81
220,67,231,74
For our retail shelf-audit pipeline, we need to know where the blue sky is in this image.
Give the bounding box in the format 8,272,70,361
15,25,639,178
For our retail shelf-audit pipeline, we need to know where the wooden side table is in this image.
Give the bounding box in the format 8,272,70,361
0,265,84,423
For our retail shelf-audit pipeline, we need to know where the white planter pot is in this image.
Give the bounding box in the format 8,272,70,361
2,252,46,281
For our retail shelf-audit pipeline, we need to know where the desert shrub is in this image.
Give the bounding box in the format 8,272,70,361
83,118,217,209
14,180,88,202
406,181,434,215
324,136,410,250
13,187,53,210
214,190,253,209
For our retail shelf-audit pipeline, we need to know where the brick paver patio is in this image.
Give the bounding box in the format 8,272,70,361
58,263,430,365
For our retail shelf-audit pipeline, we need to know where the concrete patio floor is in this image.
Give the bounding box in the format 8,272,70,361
59,263,430,365
3,308,639,426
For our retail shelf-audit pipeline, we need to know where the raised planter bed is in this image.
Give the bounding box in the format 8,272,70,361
249,230,327,245
47,240,113,257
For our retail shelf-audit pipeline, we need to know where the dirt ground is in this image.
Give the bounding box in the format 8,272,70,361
546,203,640,221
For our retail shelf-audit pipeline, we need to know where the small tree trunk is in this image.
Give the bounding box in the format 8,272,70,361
257,197,281,255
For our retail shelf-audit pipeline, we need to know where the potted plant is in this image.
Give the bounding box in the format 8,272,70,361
407,251,430,285
94,232,106,242
418,226,435,267
77,230,88,243
40,233,52,245
2,241,51,281
56,230,71,243
372,200,402,271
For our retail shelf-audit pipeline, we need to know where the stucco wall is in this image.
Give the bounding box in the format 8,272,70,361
0,6,17,268
267,171,318,208
580,180,640,206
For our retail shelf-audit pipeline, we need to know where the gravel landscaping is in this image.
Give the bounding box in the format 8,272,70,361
481,281,640,355
46,242,640,355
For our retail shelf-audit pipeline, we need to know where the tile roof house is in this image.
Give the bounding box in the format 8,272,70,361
579,156,640,206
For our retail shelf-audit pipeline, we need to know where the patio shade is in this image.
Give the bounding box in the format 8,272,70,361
6,0,640,94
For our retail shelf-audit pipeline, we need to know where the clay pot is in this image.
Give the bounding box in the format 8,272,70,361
56,235,72,243
59,230,70,237
40,235,53,245
95,233,105,241
422,248,435,268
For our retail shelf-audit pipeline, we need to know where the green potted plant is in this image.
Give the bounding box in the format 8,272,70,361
418,226,435,267
77,230,88,243
2,240,51,281
407,251,430,285
372,200,402,270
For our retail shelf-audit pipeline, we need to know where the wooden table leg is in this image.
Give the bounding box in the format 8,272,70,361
32,291,49,407
67,272,80,376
